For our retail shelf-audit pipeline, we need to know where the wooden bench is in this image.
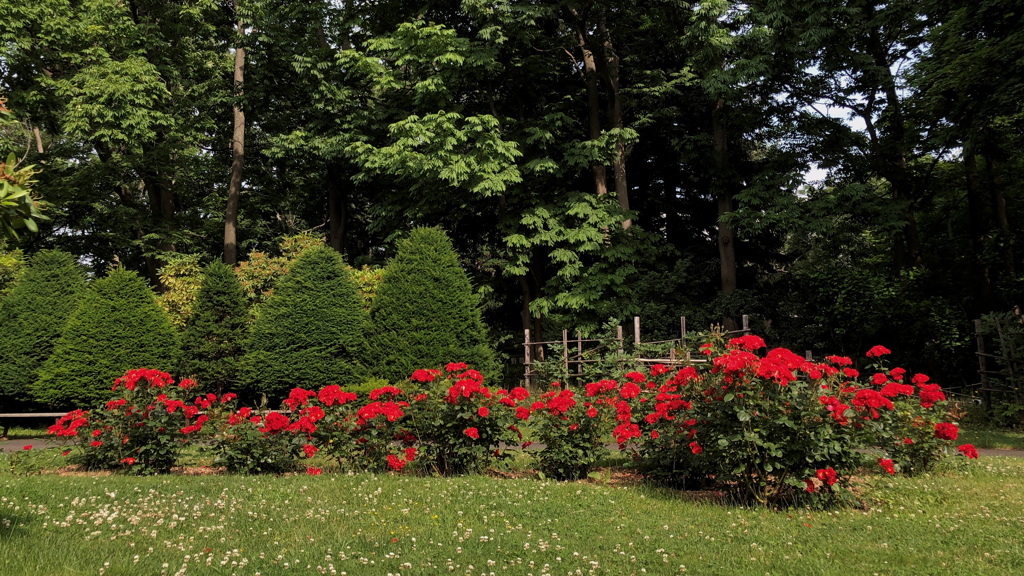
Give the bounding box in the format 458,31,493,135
0,413,66,440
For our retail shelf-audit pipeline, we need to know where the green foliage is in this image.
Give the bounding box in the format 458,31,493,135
32,267,178,408
156,253,204,328
531,384,613,481
0,100,47,240
179,261,249,395
0,244,26,296
240,247,367,401
975,310,1024,428
210,409,306,475
351,265,384,311
234,232,331,319
369,227,494,382
0,250,87,404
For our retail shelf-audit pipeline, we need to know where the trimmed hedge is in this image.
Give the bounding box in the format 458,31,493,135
369,227,494,382
32,267,179,408
240,247,367,401
0,250,87,404
179,261,249,394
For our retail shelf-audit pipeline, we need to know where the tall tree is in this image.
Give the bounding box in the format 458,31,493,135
0,0,233,280
224,2,247,265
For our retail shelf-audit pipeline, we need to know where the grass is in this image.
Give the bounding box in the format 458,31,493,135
1,426,50,440
959,428,1024,450
2,453,1023,575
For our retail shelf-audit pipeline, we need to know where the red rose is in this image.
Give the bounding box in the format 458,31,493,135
303,444,318,458
411,369,439,383
878,458,895,475
307,467,322,476
957,444,979,459
464,427,480,439
866,345,891,358
387,454,406,471
477,406,489,418
934,422,959,441
689,441,703,455
815,467,838,486
121,457,136,465
22,445,32,450
825,355,853,366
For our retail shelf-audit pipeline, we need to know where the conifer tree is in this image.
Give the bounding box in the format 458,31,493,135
33,267,178,408
179,261,249,394
369,227,494,382
0,250,87,407
241,247,367,401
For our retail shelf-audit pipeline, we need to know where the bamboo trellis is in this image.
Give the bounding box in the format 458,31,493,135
974,315,1024,414
522,315,752,388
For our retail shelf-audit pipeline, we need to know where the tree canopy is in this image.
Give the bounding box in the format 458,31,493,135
1,0,1020,389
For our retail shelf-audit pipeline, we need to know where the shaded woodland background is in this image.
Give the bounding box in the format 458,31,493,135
1,0,1021,392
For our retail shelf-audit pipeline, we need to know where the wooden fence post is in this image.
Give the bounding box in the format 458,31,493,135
577,330,583,383
976,319,992,415
562,329,569,379
681,316,690,362
524,329,532,388
742,314,749,332
633,316,641,345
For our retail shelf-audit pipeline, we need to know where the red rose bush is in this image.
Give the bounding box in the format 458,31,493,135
47,368,210,474
49,336,976,506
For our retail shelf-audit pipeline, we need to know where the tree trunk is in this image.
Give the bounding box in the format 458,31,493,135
965,151,992,307
575,26,608,198
712,98,737,296
327,163,346,253
596,18,630,229
985,155,1015,277
865,24,922,269
224,17,246,265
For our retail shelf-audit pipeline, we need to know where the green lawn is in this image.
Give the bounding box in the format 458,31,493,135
1,426,50,440
2,454,1023,575
959,428,1024,451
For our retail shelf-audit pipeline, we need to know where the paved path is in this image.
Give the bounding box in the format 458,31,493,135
1,438,62,452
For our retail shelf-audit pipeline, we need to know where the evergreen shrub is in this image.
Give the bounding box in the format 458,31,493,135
179,261,249,394
32,267,178,408
240,247,367,401
369,227,494,382
0,250,87,405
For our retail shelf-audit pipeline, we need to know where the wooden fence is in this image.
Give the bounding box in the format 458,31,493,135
974,314,1024,414
522,315,752,387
